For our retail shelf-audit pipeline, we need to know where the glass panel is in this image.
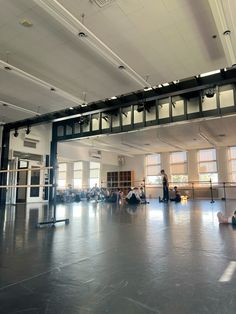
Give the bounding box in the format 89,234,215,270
58,163,67,171
199,173,218,183
199,149,216,161
146,154,160,165
187,97,199,114
231,173,236,182
199,161,217,173
158,102,169,119
74,161,82,170
147,165,161,175
30,167,40,197
73,178,82,188
90,169,99,178
220,89,234,108
74,170,82,179
90,162,100,169
202,94,217,111
229,147,236,159
170,163,187,174
58,172,66,179
172,100,184,116
171,175,188,184
231,160,236,171
170,151,187,163
146,175,162,185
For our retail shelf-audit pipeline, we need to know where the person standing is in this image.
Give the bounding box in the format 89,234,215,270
161,169,169,202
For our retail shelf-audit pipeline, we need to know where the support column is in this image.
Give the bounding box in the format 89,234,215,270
217,147,229,199
49,124,58,203
83,161,90,190
0,126,10,207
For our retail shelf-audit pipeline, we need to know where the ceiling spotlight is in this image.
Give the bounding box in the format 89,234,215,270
25,126,31,135
118,65,125,70
4,66,12,70
78,31,87,37
137,103,145,112
205,87,216,98
13,128,19,137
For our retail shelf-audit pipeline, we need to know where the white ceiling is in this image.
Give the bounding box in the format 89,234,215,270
0,0,235,124
1,0,236,153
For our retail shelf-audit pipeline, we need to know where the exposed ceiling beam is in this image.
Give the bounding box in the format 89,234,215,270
208,0,236,66
4,67,236,130
0,59,85,106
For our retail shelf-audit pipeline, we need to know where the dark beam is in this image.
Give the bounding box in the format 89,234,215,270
5,67,236,130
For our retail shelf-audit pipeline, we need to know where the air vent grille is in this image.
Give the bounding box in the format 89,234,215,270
24,140,37,148
94,0,115,8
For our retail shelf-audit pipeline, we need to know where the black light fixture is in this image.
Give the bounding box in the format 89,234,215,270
137,102,152,113
13,128,19,137
25,125,31,135
78,116,89,125
137,103,145,112
205,87,216,98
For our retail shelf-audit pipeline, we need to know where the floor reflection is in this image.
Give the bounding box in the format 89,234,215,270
1,199,236,314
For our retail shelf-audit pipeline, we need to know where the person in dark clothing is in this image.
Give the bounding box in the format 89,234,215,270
160,169,169,202
217,210,236,224
126,187,141,205
170,186,181,203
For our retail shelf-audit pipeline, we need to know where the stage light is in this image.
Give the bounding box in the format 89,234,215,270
13,128,19,137
26,126,31,135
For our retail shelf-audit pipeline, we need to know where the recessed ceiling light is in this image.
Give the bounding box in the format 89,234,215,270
118,65,125,70
78,31,87,38
110,96,117,100
162,82,169,87
69,107,74,110
50,87,56,91
19,19,33,27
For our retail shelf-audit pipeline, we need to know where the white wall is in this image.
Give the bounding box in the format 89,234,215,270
58,142,119,166
9,124,52,158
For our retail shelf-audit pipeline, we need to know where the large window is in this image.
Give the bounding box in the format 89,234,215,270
89,162,100,188
73,161,82,188
58,163,67,188
198,148,218,183
229,146,236,182
146,154,162,185
170,151,188,184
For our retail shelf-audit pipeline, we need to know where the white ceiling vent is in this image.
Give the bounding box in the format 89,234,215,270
93,0,115,8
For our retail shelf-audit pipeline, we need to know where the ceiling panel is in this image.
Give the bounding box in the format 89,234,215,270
0,0,232,123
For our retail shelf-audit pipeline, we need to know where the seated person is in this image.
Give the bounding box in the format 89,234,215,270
126,187,141,205
139,187,145,199
170,186,181,203
217,211,236,225
106,189,120,203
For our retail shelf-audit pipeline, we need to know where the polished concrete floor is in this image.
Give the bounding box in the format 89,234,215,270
1,199,236,313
